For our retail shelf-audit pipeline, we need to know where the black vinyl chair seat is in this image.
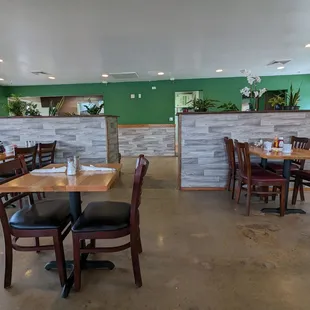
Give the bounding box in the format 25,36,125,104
9,199,70,230
72,201,131,232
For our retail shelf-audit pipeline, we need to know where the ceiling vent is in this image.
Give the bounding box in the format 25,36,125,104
109,72,139,79
267,59,291,66
31,71,49,76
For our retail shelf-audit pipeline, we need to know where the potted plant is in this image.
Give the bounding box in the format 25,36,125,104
84,101,104,115
7,94,27,116
288,83,301,110
268,95,286,110
49,97,65,116
25,102,41,116
218,101,239,111
240,70,267,111
189,97,219,112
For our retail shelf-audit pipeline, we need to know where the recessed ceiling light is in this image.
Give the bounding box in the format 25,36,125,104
277,66,285,70
0,59,3,63
305,44,310,48
157,72,164,76
0,78,4,81
102,74,109,78
216,69,223,73
48,76,56,80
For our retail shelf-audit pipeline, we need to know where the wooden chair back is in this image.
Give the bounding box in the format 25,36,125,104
224,137,236,172
0,157,32,208
38,141,57,168
291,136,310,168
130,155,149,226
235,141,252,181
14,145,38,171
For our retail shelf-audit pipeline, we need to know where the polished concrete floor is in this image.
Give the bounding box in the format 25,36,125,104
1,157,310,309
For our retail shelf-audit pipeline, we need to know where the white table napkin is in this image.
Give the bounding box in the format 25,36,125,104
30,166,67,174
80,165,116,172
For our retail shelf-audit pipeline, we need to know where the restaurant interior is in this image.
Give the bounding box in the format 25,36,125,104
1,0,310,309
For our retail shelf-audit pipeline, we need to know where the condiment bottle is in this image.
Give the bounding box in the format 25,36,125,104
273,136,279,148
279,137,284,148
67,157,76,176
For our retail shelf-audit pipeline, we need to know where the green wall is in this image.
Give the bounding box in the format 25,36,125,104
3,74,310,124
0,86,8,116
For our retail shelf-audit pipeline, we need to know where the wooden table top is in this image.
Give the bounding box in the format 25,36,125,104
250,146,310,160
0,153,15,161
0,163,122,193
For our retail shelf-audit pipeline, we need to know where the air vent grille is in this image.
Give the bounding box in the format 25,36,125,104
31,71,49,76
267,59,291,66
109,72,139,79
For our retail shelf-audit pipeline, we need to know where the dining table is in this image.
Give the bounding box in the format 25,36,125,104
250,146,310,215
0,162,122,298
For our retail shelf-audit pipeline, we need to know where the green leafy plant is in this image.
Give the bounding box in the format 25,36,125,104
7,94,27,116
288,83,301,107
49,96,65,116
84,99,104,115
218,101,239,111
25,102,41,116
268,95,286,108
189,97,219,112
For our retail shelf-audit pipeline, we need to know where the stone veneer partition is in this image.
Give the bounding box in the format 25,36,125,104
118,124,175,156
0,115,119,163
179,111,310,189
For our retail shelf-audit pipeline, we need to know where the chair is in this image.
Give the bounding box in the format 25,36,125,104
292,170,310,205
14,145,38,171
0,158,71,288
235,141,286,216
38,141,57,168
15,145,43,201
224,137,262,199
71,154,149,291
268,136,310,202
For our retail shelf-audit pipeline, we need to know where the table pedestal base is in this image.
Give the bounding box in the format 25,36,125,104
261,207,306,215
45,254,115,298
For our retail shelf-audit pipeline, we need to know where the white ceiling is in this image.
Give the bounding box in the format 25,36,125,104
0,0,310,85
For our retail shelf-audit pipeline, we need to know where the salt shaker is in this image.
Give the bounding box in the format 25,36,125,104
67,157,76,176
74,155,80,172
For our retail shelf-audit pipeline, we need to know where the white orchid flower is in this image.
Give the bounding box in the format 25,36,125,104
242,69,252,76
258,88,267,97
256,76,261,83
254,91,259,98
247,76,255,85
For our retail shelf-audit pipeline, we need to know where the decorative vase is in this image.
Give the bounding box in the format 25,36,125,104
249,97,259,111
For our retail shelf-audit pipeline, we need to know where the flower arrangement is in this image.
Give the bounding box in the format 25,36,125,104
240,70,267,110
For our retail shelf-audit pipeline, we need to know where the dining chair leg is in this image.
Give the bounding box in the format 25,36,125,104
227,169,232,191
36,193,42,201
35,237,40,253
42,192,46,199
231,175,236,200
246,186,251,216
292,178,300,205
130,232,142,287
280,184,286,217
53,233,67,287
236,180,242,204
90,239,96,248
137,228,143,254
272,186,277,201
4,243,13,289
73,235,81,291
299,184,305,201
